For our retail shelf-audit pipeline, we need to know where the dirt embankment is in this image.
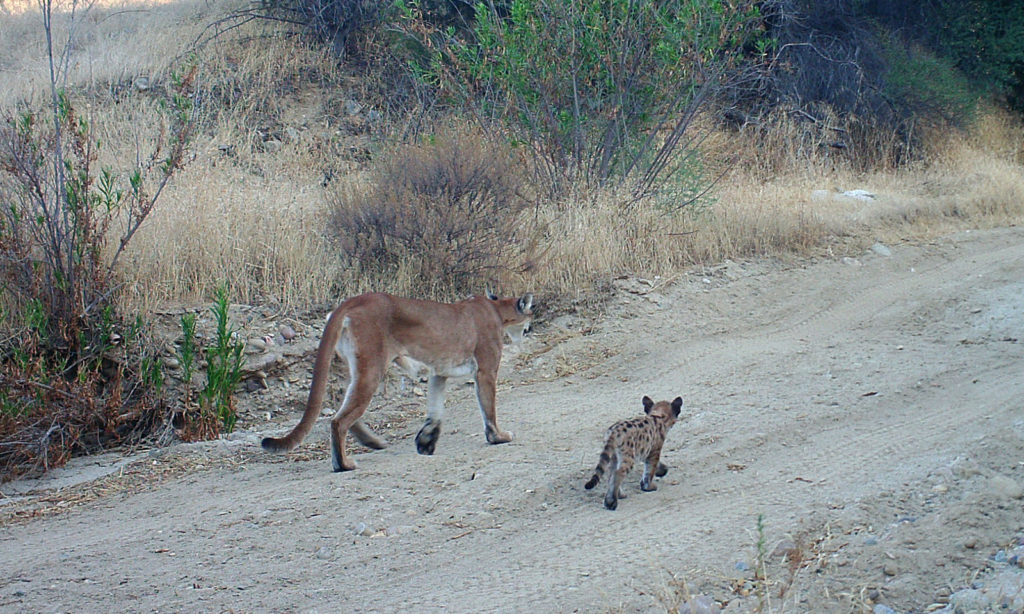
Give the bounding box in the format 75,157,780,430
2,227,1023,613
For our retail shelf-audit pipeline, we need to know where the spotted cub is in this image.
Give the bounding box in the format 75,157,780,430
584,396,683,510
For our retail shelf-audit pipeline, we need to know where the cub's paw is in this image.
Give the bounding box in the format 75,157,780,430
655,462,669,477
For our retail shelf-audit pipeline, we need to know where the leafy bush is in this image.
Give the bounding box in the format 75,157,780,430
402,0,760,196
0,5,195,479
330,127,530,294
882,41,976,123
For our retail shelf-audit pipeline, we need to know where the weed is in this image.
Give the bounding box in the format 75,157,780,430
201,284,245,433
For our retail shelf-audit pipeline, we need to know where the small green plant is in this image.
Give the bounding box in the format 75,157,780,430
200,285,245,433
754,513,769,612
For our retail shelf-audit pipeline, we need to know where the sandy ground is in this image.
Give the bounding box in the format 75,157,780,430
2,227,1023,613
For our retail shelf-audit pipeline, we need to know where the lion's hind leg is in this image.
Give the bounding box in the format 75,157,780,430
350,419,387,450
330,333,386,472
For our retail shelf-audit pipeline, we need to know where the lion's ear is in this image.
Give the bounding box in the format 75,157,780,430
517,293,534,315
642,396,654,413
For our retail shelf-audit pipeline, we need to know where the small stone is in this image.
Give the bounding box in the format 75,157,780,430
883,563,898,576
354,522,372,537
263,138,283,153
134,76,150,92
964,537,978,549
279,325,297,341
871,242,892,257
315,546,332,559
993,550,1008,564
734,561,749,572
344,99,363,116
950,457,981,479
247,338,267,353
771,538,798,559
872,605,898,614
932,484,949,494
988,474,1023,499
164,357,180,370
863,535,879,546
678,594,720,614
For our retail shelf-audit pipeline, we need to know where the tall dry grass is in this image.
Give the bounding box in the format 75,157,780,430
2,2,1023,314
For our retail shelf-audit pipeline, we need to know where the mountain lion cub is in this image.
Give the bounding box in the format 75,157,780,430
584,396,683,510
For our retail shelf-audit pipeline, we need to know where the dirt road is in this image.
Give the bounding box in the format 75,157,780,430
3,227,1023,613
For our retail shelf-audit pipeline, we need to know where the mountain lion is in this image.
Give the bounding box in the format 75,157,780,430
262,292,534,472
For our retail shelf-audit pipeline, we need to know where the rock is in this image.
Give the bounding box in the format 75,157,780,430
354,522,373,537
678,594,720,614
863,535,879,546
134,76,150,92
734,561,749,572
386,525,414,537
871,242,892,257
771,538,799,559
842,257,862,266
246,338,267,354
315,546,332,559
842,189,876,200
873,605,899,614
947,588,992,612
164,357,180,370
285,127,300,143
279,325,297,341
263,138,283,153
950,457,982,479
883,563,898,576
988,474,1023,499
344,99,363,116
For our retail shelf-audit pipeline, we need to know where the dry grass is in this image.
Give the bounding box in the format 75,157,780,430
3,2,1023,314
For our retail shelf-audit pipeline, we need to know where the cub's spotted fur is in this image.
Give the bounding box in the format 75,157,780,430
584,396,683,510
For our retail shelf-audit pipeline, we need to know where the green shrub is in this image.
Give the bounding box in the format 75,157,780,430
882,40,977,123
399,0,760,197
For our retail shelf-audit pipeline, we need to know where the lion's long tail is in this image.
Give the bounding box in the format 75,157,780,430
261,310,345,453
584,440,616,489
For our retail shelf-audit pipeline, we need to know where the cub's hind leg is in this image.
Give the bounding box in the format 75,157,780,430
641,448,663,492
604,453,632,510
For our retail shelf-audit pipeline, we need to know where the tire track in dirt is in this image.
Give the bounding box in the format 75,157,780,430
2,228,1023,613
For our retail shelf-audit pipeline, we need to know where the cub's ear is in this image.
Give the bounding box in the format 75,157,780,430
516,293,534,315
671,397,684,417
486,288,499,301
642,396,654,413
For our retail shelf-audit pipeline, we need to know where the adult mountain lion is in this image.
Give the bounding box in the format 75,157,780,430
262,292,534,472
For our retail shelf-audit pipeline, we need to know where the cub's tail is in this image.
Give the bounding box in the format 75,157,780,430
584,441,615,489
